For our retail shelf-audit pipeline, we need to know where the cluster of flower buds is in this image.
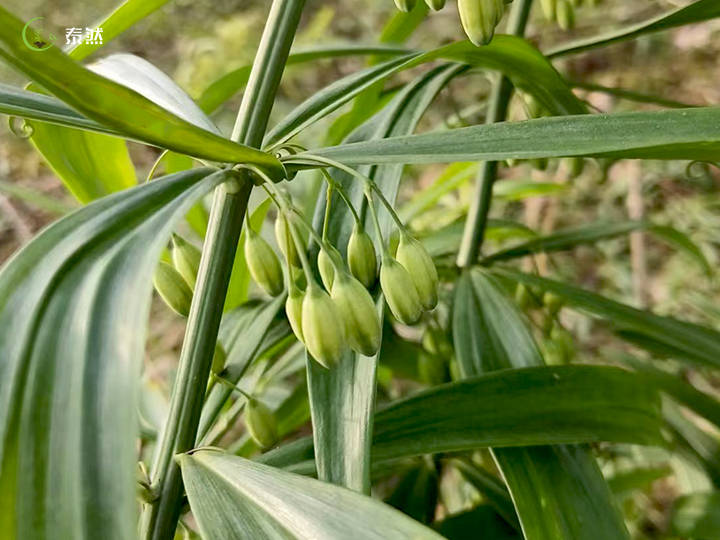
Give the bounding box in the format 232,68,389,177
152,233,203,317
515,284,573,364
242,179,439,369
392,0,513,47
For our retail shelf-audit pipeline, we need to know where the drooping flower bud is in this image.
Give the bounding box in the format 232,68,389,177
171,234,201,289
556,0,575,30
396,233,438,310
394,0,417,12
275,213,304,267
540,0,557,21
347,224,378,289
153,261,193,317
244,228,284,297
285,285,305,343
380,257,423,325
245,398,279,449
543,291,564,316
317,246,339,291
331,272,381,356
302,284,347,367
458,0,503,47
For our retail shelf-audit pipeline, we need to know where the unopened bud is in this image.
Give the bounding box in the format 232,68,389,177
331,272,381,356
244,229,284,297
396,233,438,310
425,0,446,10
245,398,279,449
556,0,575,30
275,213,304,267
317,247,338,291
285,285,305,343
348,224,378,288
543,291,564,316
458,0,504,47
380,257,423,325
302,284,347,367
153,261,193,317
171,234,202,289
394,0,417,12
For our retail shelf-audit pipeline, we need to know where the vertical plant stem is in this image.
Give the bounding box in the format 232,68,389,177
141,1,305,539
456,0,534,267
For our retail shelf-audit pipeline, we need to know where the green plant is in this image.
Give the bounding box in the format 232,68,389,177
1,0,720,538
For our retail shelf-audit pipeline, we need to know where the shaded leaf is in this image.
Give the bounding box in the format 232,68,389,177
495,269,720,369
0,167,230,539
671,492,720,539
296,107,720,167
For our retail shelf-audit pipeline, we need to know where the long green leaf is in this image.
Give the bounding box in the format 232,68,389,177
267,35,585,147
372,365,661,460
295,107,720,166
452,269,631,539
495,269,720,368
306,64,460,494
0,7,282,178
0,167,231,539
179,450,445,540
548,0,720,58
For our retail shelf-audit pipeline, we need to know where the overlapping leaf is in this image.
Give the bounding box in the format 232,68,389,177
179,450,444,540
496,269,720,368
0,167,233,539
0,7,282,178
452,269,632,540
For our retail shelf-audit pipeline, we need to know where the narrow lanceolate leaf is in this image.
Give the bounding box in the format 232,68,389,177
372,365,661,460
0,7,283,178
306,65,459,494
548,0,720,58
496,269,720,369
258,365,662,471
179,450,444,540
67,0,171,61
452,269,631,540
0,84,115,134
0,167,233,539
87,54,221,134
267,36,584,147
294,107,720,166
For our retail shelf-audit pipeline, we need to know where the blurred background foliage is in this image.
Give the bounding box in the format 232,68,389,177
1,1,720,537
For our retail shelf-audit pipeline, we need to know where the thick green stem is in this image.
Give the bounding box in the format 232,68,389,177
456,0,534,267
141,1,305,538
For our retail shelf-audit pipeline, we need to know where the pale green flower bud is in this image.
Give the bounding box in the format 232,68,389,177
394,0,417,12
425,0,446,10
380,257,423,325
275,213,304,267
245,398,278,449
556,0,575,30
396,233,439,310
171,234,201,289
302,284,347,367
347,224,377,289
285,285,305,343
458,0,502,46
331,272,381,356
244,229,284,297
153,261,193,317
317,247,338,291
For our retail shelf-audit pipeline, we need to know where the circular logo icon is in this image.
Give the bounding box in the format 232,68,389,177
22,17,56,52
